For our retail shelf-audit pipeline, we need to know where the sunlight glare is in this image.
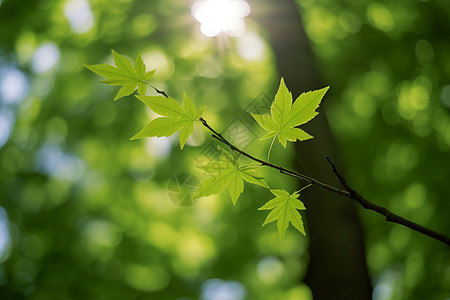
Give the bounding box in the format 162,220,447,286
192,0,250,37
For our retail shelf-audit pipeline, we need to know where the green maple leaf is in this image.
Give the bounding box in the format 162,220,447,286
259,189,307,238
85,50,155,100
131,93,206,149
194,146,269,204
252,78,329,148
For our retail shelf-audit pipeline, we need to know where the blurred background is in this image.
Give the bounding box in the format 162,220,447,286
0,0,449,299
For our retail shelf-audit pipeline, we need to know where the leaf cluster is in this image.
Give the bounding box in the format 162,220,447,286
195,146,269,204
86,50,205,149
86,50,330,238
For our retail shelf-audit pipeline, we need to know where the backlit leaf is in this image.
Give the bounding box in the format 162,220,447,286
252,78,329,148
194,147,269,204
85,50,155,100
131,92,206,149
259,189,307,238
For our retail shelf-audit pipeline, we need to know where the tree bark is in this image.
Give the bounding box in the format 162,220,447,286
252,1,373,298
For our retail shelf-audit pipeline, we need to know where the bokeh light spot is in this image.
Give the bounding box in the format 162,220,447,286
0,207,10,263
352,92,375,118
286,285,313,300
367,3,394,31
306,8,340,43
377,140,419,180
397,77,431,120
15,31,37,64
2,145,25,173
145,136,174,159
338,11,362,33
201,278,246,300
36,143,85,181
415,40,434,62
131,14,157,38
146,222,176,250
32,43,60,73
0,109,15,149
257,256,284,284
176,232,215,269
192,0,250,37
440,85,450,108
372,268,401,300
0,66,29,105
64,0,94,34
125,264,169,292
142,50,174,79
82,220,121,249
404,182,426,209
237,32,267,61
389,226,411,251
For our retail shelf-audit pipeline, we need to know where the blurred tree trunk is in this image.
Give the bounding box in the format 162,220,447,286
252,0,372,299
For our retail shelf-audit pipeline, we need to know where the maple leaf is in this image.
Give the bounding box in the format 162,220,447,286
252,78,329,148
131,93,206,149
85,50,155,100
259,189,307,238
194,146,269,204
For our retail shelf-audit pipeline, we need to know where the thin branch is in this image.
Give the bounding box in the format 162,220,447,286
143,82,450,246
145,81,169,98
202,121,450,246
325,157,450,246
204,118,351,197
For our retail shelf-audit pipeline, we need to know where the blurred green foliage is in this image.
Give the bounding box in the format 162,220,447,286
299,0,450,298
0,0,449,299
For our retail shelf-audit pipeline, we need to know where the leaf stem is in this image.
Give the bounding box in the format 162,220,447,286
297,184,312,193
267,134,277,163
144,80,169,98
